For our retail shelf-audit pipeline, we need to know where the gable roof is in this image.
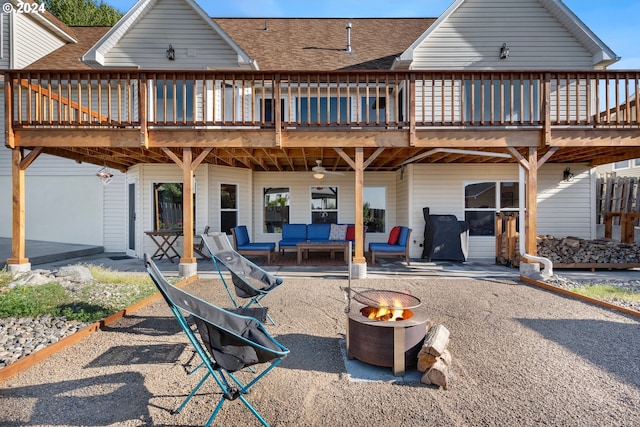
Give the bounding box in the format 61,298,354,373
16,0,78,43
214,18,435,70
80,0,254,68
395,0,618,69
27,27,110,69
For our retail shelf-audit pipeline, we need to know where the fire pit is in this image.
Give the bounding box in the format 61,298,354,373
346,289,429,376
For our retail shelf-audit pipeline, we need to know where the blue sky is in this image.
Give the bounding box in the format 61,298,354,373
103,0,640,69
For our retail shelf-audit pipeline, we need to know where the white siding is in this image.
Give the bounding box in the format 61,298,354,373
408,162,592,260
103,173,127,252
0,9,9,68
207,165,251,233
104,0,243,69
412,0,593,70
252,171,397,247
13,12,65,69
0,175,103,244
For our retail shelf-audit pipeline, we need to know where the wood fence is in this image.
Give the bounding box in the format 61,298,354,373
595,173,640,225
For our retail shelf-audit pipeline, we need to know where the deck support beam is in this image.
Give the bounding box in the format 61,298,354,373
6,148,35,272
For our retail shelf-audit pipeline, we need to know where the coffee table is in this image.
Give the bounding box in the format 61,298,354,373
296,241,349,265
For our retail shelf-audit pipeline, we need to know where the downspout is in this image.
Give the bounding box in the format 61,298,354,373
518,165,553,278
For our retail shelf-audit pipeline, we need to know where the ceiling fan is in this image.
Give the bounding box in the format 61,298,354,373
312,160,344,179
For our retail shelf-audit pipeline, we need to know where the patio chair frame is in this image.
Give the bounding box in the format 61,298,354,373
144,254,289,427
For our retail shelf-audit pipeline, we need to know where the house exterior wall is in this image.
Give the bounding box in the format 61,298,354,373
251,171,398,246
407,162,593,260
0,147,119,246
12,11,66,69
0,10,9,68
411,0,594,70
104,0,243,69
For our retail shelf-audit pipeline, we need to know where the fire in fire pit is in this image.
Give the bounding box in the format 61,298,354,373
346,289,429,376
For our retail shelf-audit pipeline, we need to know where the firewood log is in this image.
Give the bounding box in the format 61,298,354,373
423,324,450,357
421,359,449,388
417,351,437,372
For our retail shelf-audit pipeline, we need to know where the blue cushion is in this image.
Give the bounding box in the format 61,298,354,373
307,223,331,241
278,238,306,247
283,223,307,240
397,227,410,246
238,242,275,251
369,243,406,253
234,226,250,246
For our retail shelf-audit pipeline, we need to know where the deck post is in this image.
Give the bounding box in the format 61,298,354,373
525,146,538,257
352,147,367,278
7,148,30,273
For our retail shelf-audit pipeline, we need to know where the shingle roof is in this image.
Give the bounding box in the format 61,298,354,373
214,18,436,70
26,18,435,70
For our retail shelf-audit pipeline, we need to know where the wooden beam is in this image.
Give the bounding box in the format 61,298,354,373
20,147,43,170
335,148,356,170
363,147,385,169
525,146,538,257
7,149,28,265
140,74,148,148
414,129,540,147
537,146,558,169
354,147,365,264
5,76,14,149
180,148,196,264
507,147,529,170
13,129,142,147
549,128,640,146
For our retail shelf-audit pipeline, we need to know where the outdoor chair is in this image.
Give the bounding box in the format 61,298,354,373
202,232,284,325
193,225,211,258
144,254,289,427
230,225,276,264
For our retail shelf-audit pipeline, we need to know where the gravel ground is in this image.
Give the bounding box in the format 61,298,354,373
1,275,639,426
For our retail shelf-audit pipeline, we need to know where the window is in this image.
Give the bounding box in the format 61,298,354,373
153,183,184,230
220,184,237,234
264,187,290,233
614,160,630,170
361,96,386,123
311,186,338,223
364,187,386,233
464,80,540,122
464,181,519,236
635,159,640,167
297,97,349,123
155,79,194,121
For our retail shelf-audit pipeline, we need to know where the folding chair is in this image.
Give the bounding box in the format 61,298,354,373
144,254,289,427
201,232,284,325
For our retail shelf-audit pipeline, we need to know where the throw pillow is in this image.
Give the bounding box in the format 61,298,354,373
346,225,356,241
329,223,348,240
387,226,401,245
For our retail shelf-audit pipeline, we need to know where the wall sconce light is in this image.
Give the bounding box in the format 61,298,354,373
499,43,510,59
96,165,114,185
313,172,325,180
166,44,175,60
563,167,574,182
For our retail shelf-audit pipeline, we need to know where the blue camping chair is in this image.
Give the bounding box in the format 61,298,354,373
202,232,284,325
144,254,289,427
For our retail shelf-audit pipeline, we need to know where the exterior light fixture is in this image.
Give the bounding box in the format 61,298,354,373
499,43,509,59
313,172,325,180
96,165,114,185
563,167,574,182
166,44,175,60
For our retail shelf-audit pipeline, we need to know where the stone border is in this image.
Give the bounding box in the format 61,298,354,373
0,275,198,383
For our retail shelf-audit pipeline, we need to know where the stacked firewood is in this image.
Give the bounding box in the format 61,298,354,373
417,323,451,388
537,235,640,264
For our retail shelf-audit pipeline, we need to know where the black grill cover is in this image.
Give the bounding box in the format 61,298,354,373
422,208,469,261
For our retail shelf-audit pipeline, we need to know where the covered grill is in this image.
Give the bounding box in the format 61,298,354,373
422,207,469,262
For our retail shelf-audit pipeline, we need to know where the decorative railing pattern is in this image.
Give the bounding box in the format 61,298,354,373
5,70,640,130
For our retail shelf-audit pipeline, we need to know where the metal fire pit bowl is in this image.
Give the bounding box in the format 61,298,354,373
346,291,429,376
352,289,421,310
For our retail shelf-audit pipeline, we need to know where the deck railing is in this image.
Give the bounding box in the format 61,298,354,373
5,70,640,130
